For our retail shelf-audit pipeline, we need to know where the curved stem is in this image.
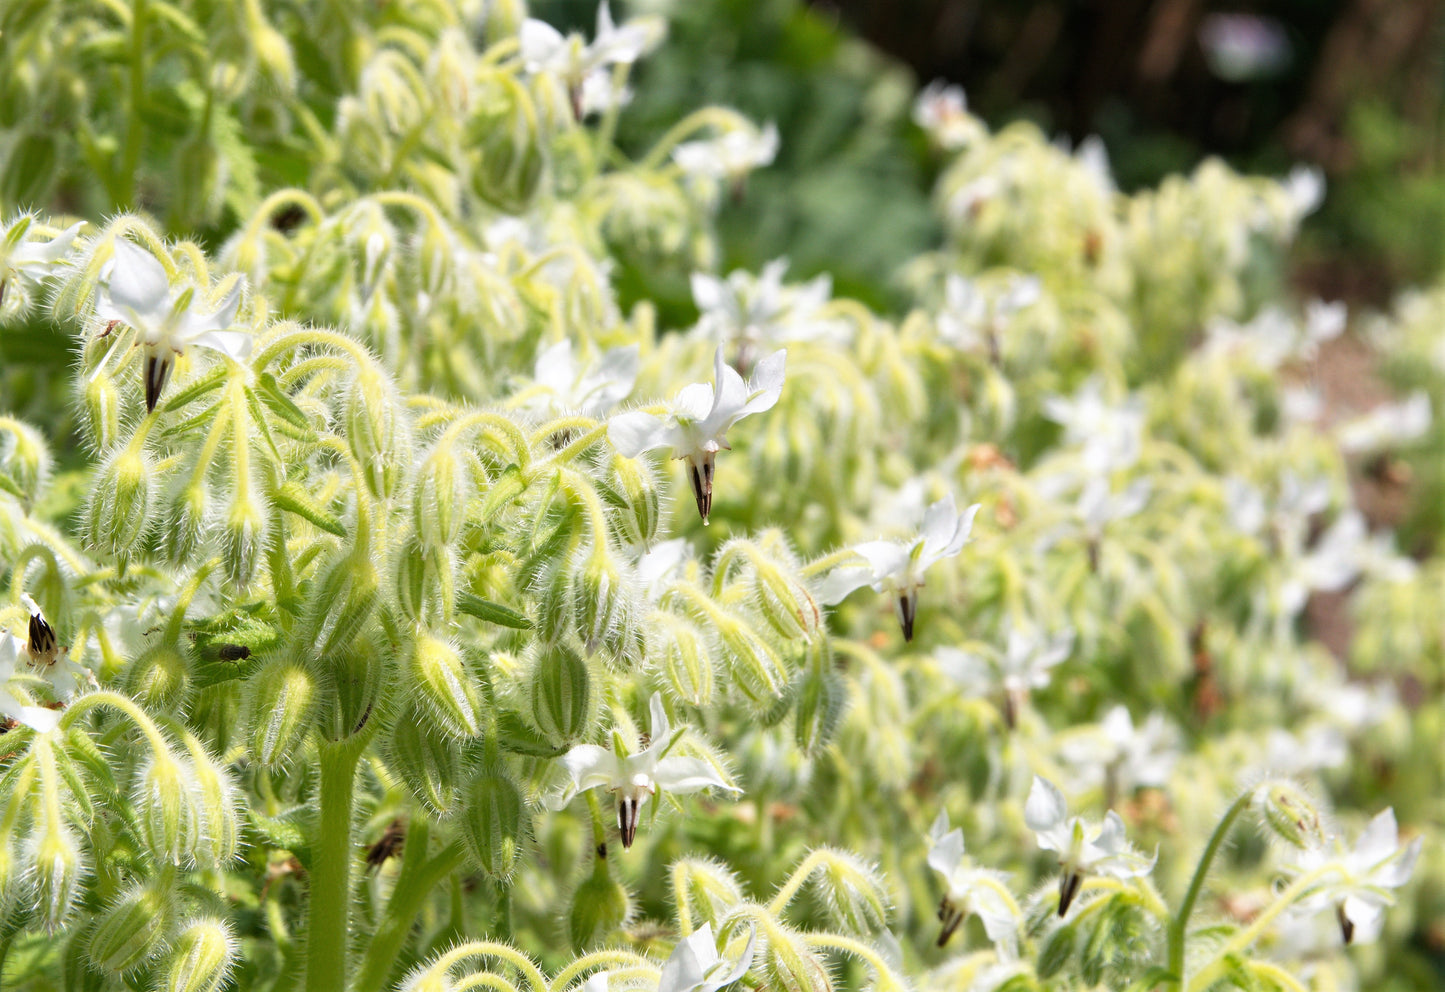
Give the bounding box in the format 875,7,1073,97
421,942,548,992
61,690,170,756
1168,790,1252,981
767,849,830,916
548,950,653,992
638,107,753,171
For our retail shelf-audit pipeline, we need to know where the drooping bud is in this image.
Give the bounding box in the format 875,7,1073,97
572,549,637,660
466,70,546,214
792,661,846,756
161,482,210,564
669,858,746,930
653,614,714,707
306,554,380,661
126,642,193,713
408,633,482,739
135,749,199,865
414,446,470,550
81,372,122,451
714,616,786,705
87,880,172,974
27,823,84,931
159,918,237,992
386,706,464,814
86,446,153,558
318,637,384,741
804,848,890,933
345,364,411,501
750,557,821,642
181,735,240,867
221,487,268,590
612,457,662,547
246,658,316,767
528,644,592,744
568,853,631,951
0,417,50,507
1253,780,1325,850
395,534,456,625
461,765,528,882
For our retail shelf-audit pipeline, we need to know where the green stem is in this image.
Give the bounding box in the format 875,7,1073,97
1167,790,1252,981
304,737,366,992
352,831,467,992
121,0,149,207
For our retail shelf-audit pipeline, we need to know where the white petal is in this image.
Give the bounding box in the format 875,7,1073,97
739,349,786,416
708,346,750,423
702,924,756,992
106,240,172,319
189,329,253,360
609,412,669,457
927,827,965,878
659,924,714,992
691,272,726,312
1352,808,1400,866
647,691,671,746
815,565,874,606
557,744,620,800
1025,776,1067,833
520,19,566,70
674,382,715,422
653,755,735,795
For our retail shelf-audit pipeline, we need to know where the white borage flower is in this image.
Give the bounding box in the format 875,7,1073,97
97,239,248,412
0,216,83,312
1076,477,1152,536
818,494,981,642
936,273,1041,357
0,628,60,733
1286,808,1422,945
1041,377,1145,474
525,339,639,419
673,122,779,185
635,537,691,602
1336,390,1432,455
935,624,1073,728
912,80,983,150
690,259,843,362
927,810,1021,954
658,922,757,992
1256,726,1348,778
608,345,786,524
547,692,739,848
19,594,96,702
1025,776,1155,916
520,2,662,119
1060,706,1180,800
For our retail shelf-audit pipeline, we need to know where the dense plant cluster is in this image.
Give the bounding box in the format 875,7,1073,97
0,2,1441,991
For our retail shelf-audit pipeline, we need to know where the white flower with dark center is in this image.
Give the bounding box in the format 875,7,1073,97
658,922,757,992
527,340,638,418
674,123,779,185
936,273,1040,357
19,594,96,702
520,2,661,118
608,346,786,524
818,494,981,641
1061,706,1179,800
936,624,1073,727
0,217,82,311
927,811,1021,954
97,240,247,411
1287,808,1421,944
690,259,842,362
1025,776,1154,916
548,692,738,848
0,629,59,733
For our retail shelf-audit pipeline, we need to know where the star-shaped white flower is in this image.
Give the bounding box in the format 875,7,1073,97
936,624,1073,727
658,922,757,992
18,594,97,703
0,629,59,733
936,273,1040,356
1042,378,1144,474
1060,706,1179,799
520,2,660,118
1287,808,1421,944
674,123,779,185
97,240,248,411
548,693,738,848
927,811,1021,954
819,494,981,641
1025,776,1154,916
609,346,786,524
1,217,82,312
527,340,638,419
690,259,841,361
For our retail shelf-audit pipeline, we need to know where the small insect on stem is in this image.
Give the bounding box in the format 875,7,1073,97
366,818,406,871
216,644,251,661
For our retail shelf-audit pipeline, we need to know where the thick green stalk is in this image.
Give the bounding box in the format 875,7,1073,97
352,831,468,992
1167,790,1252,983
305,738,365,992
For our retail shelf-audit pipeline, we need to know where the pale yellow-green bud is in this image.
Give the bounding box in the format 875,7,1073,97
669,858,746,930
246,659,316,767
761,928,828,992
652,613,714,707
221,488,268,590
27,823,84,932
394,535,456,625
1253,779,1325,850
307,554,380,661
481,0,527,46
414,446,470,549
318,637,384,741
87,880,172,974
715,616,786,705
750,558,821,642
126,642,193,713
183,738,239,867
0,417,50,507
408,633,482,739
345,364,411,501
87,446,152,557
160,918,237,992
161,481,209,564
466,70,545,214
528,644,592,744
81,372,122,452
386,706,463,814
612,456,663,547
793,662,846,756
568,854,631,951
573,549,636,659
806,848,890,933
461,765,528,882
136,750,199,865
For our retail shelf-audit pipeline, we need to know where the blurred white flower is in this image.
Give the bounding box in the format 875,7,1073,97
1077,477,1152,536
658,922,757,992
1336,391,1432,454
913,81,983,150
1199,14,1292,82
690,259,843,361
1061,706,1179,799
0,218,82,309
547,692,738,848
818,494,981,641
674,123,779,184
1025,776,1154,915
520,2,662,118
1257,726,1348,777
635,538,691,601
525,340,638,418
609,346,786,523
1287,808,1422,944
927,811,1021,954
936,625,1073,727
97,240,247,411
936,273,1041,357
1282,165,1326,219
1042,378,1144,473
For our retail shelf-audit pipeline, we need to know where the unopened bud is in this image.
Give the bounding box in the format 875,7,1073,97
387,706,463,814
467,71,546,213
87,446,152,557
670,858,746,929
395,535,455,624
126,642,193,712
408,633,482,738
161,482,209,564
758,927,821,992
307,554,379,660
715,617,786,705
88,881,172,974
461,765,528,882
345,365,411,500
1254,780,1325,849
612,457,662,547
573,550,636,659
246,659,316,767
160,918,237,992
27,823,83,931
82,372,122,451
136,750,199,865
182,737,239,867
750,559,821,642
653,614,714,706
808,848,889,933
528,644,592,744
481,0,527,45
319,637,383,741
222,489,267,590
414,447,470,549
0,418,50,507
568,855,631,951
793,662,846,756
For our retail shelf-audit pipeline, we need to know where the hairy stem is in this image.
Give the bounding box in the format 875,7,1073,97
304,737,365,992
1167,790,1252,982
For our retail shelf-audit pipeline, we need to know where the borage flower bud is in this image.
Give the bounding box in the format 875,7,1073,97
81,371,121,451
88,880,172,974
182,735,239,866
572,548,639,659
652,613,714,707
345,365,411,501
395,535,456,625
568,854,632,950
1253,779,1324,850
160,918,237,992
529,643,593,744
126,641,192,713
319,637,384,741
307,554,380,661
714,615,786,705
387,705,463,814
135,749,200,865
0,417,50,507
611,456,663,547
749,557,821,642
86,446,153,558
161,481,209,564
792,661,846,756
461,765,528,882
246,658,316,767
408,633,482,739
27,823,84,932
221,487,267,590
414,446,471,550
466,70,546,214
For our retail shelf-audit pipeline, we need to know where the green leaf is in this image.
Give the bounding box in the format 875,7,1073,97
255,372,314,432
272,481,347,537
457,594,532,630
494,710,567,758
